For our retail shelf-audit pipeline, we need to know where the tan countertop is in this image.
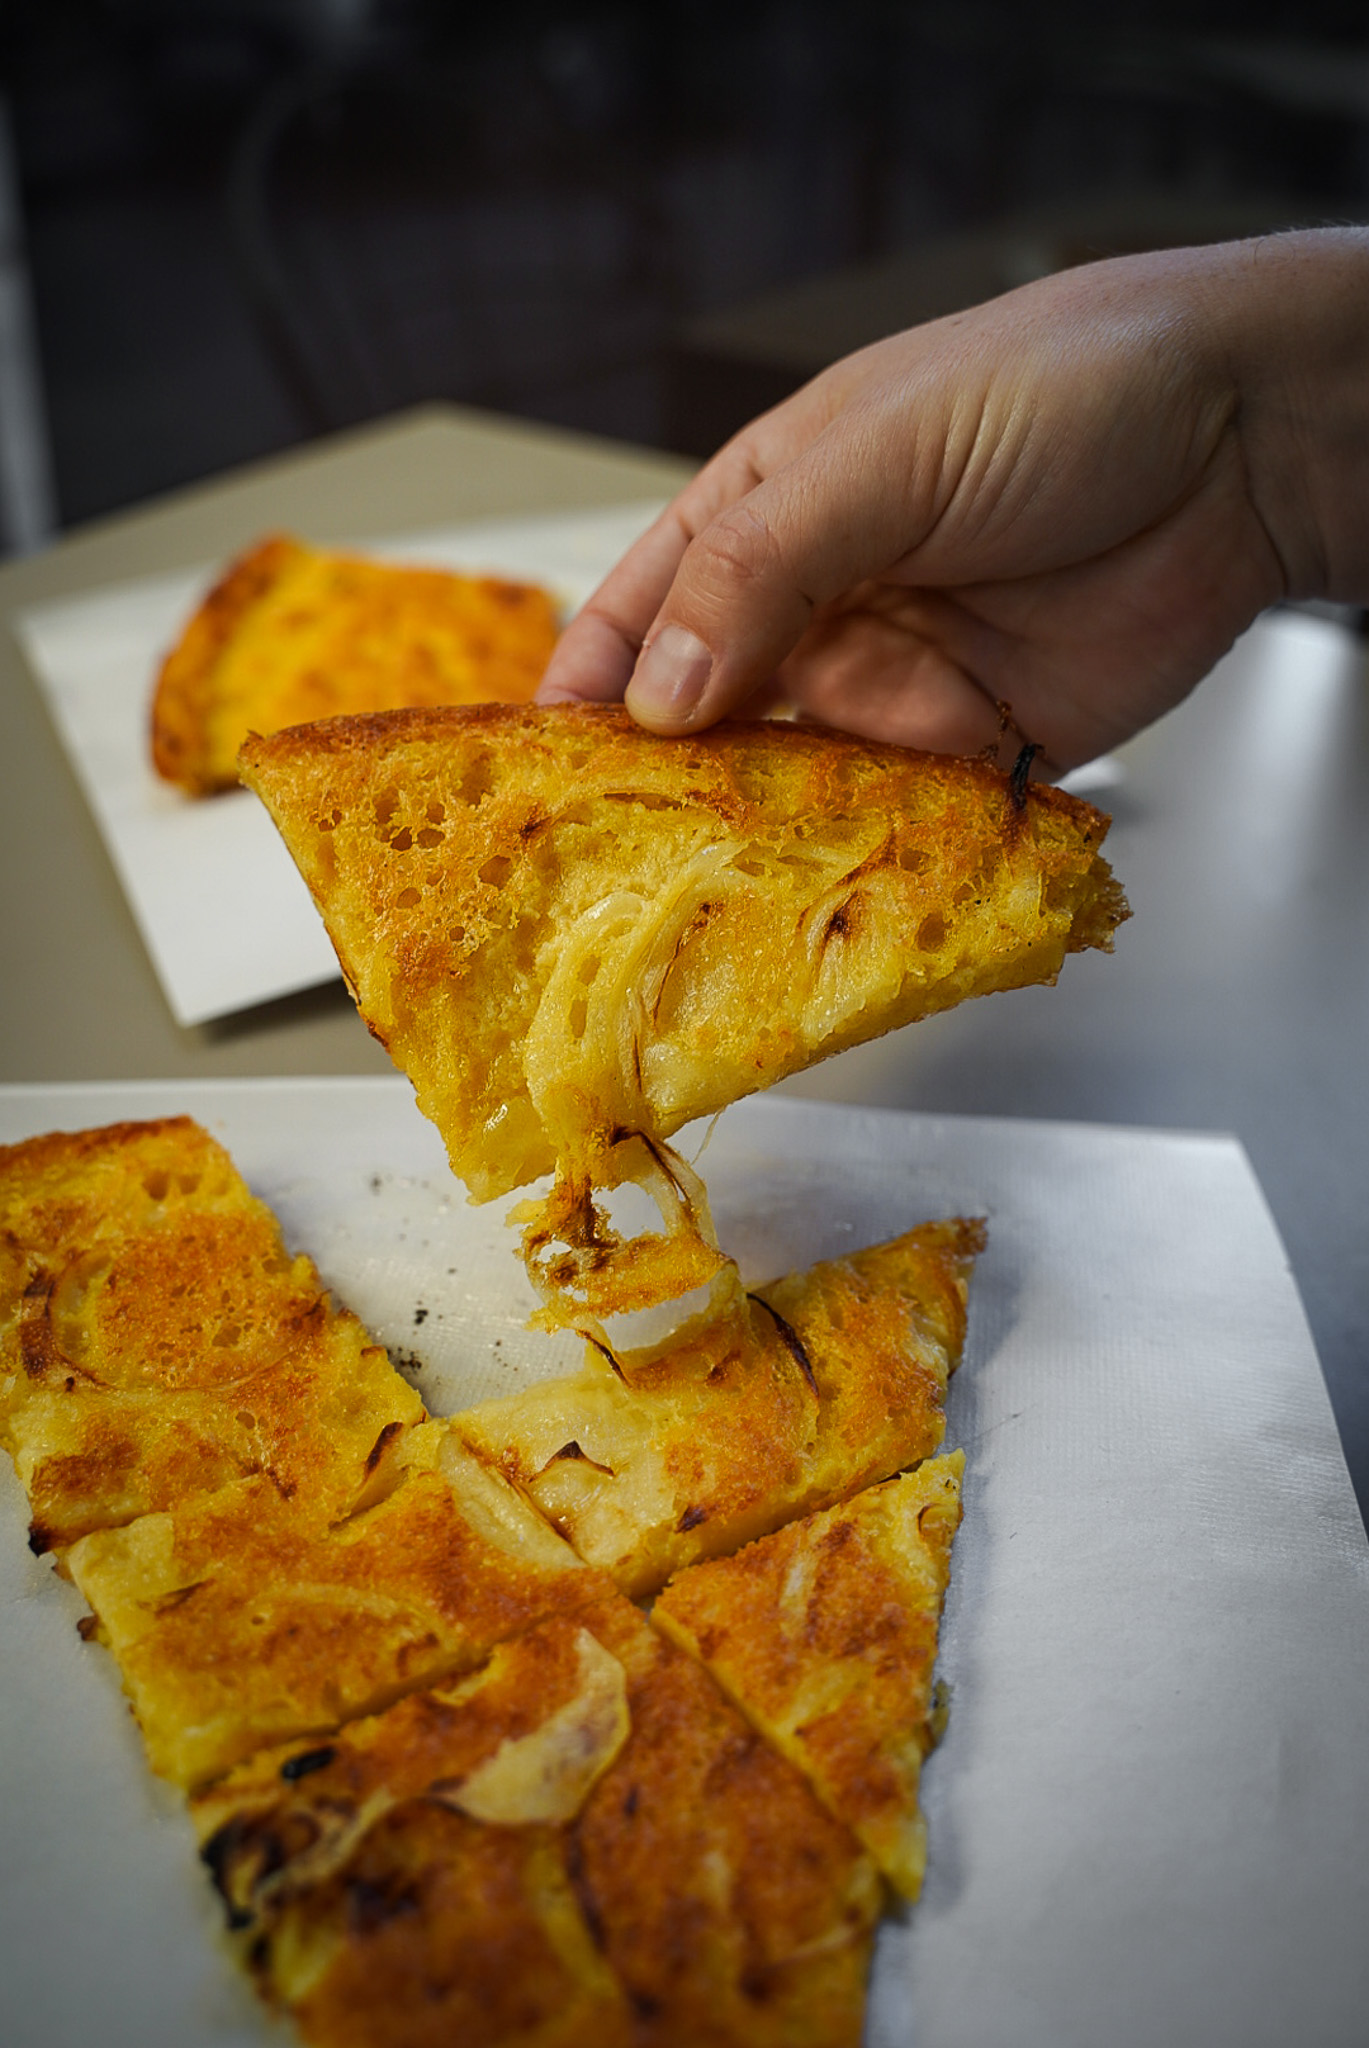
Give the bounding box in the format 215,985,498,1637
0,403,692,1084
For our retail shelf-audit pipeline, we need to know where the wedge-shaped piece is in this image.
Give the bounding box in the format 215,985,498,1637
655,1454,965,1900
455,1220,981,1598
193,1607,634,1926
152,535,560,795
191,1587,877,2045
239,703,1127,1213
190,1609,636,2048
65,1424,609,1787
0,1117,423,1552
571,1593,881,2047
221,1799,631,2048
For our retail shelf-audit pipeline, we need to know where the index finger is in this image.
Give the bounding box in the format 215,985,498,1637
536,438,773,706
537,502,693,704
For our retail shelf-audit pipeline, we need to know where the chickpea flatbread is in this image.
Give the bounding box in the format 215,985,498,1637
65,1424,606,1789
454,1219,982,1597
574,1592,881,2048
240,702,1124,1331
192,1609,637,2048
1,1116,982,2046
655,1454,965,1900
0,1117,423,1553
152,534,560,796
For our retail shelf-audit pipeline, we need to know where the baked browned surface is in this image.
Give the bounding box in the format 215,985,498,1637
191,1608,635,1915
191,1589,877,2048
151,534,560,795
191,1605,638,2048
0,1117,423,1552
66,1425,607,1789
454,1218,982,1597
236,1802,632,2048
2,1116,975,2043
238,703,1127,1217
655,1454,965,1900
572,1596,880,2047
151,536,303,794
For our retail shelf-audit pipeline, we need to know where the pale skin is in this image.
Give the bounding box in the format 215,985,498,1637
536,229,1369,773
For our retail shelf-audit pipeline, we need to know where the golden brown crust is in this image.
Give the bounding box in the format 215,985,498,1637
0,1117,423,1551
238,703,1127,1217
152,537,560,797
654,1455,965,1899
0,1113,966,2047
152,536,306,794
454,1218,983,1597
190,1590,875,2045
191,1598,639,1927
247,1803,633,2048
570,1599,880,2047
66,1433,606,1788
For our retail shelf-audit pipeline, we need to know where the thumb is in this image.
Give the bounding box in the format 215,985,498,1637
624,409,932,733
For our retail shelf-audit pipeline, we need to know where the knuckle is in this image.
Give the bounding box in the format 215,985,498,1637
690,502,780,594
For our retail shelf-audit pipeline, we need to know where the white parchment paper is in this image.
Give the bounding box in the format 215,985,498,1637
1,1081,1366,2048
11,502,667,1027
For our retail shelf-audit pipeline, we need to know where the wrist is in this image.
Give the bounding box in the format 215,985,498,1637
1201,229,1369,603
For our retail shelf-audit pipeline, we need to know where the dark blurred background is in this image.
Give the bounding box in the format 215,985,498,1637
3,0,1369,549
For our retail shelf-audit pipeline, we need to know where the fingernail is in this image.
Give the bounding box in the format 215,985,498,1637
628,624,712,722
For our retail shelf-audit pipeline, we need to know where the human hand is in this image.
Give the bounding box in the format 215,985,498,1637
537,231,1369,771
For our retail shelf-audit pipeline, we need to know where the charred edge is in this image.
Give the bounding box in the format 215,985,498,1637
740,1964,778,2005
27,1522,53,1557
565,1825,609,1955
584,1334,626,1383
200,1816,267,1928
747,1293,819,1395
280,1744,337,1782
1009,742,1040,812
346,1876,419,1935
364,1420,404,1474
676,1504,708,1532
542,1440,616,1477
814,893,859,968
76,1613,98,1641
606,1121,668,1178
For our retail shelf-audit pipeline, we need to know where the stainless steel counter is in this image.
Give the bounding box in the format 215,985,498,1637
2,404,1364,1521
